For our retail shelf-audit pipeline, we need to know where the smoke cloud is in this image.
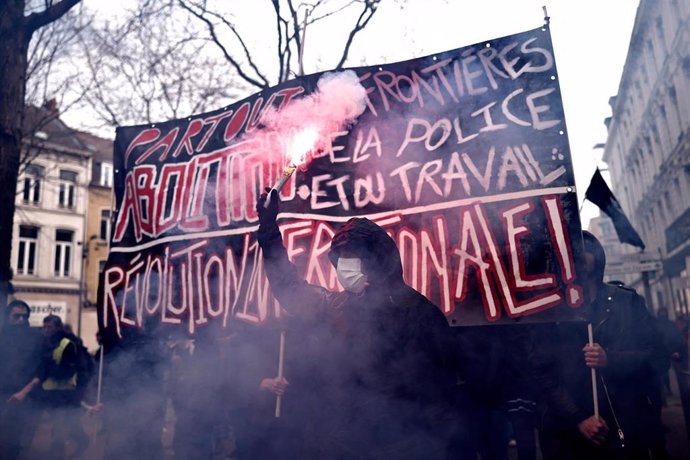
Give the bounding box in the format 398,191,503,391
248,69,368,165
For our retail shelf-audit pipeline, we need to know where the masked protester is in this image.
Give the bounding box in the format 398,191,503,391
256,189,455,460
0,300,41,459
537,232,669,460
10,314,88,459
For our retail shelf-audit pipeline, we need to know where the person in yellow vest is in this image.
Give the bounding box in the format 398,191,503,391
9,314,88,458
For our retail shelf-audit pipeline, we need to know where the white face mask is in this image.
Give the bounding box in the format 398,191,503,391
336,257,368,294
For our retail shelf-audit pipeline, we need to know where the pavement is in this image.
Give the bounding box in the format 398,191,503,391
663,368,690,460
21,369,690,459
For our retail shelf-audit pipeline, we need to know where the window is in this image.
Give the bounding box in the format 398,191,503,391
22,164,44,204
58,170,77,209
17,226,38,275
99,209,111,241
99,162,113,187
54,229,74,277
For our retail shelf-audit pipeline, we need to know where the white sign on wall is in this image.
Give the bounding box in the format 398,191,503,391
28,301,67,328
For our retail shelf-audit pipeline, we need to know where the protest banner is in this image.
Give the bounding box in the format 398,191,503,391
101,25,585,337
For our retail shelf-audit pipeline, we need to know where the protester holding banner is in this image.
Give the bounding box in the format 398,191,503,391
256,189,455,459
102,19,605,460
0,300,41,459
537,232,669,459
222,324,299,459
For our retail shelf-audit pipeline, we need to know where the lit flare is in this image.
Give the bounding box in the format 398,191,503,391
264,127,319,208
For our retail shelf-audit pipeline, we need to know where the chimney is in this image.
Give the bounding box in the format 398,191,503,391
44,98,59,116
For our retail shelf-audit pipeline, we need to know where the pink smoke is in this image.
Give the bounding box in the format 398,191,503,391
260,70,368,167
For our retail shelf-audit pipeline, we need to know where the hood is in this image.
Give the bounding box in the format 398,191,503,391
328,218,404,285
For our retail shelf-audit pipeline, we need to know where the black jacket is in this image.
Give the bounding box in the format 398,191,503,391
538,283,668,450
0,325,41,396
258,217,455,458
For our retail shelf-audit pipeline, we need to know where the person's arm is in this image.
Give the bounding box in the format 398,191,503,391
256,189,331,317
9,340,51,402
530,327,609,444
8,377,41,402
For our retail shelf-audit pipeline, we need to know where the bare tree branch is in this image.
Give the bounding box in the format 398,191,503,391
286,0,304,77
305,0,357,25
335,0,380,70
271,0,286,82
191,5,270,87
25,0,81,36
178,0,269,90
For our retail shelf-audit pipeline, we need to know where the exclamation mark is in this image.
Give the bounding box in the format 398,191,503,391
543,197,583,308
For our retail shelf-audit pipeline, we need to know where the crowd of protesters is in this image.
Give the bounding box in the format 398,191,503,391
0,190,685,459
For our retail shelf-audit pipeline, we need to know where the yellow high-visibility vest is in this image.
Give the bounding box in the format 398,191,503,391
42,338,77,391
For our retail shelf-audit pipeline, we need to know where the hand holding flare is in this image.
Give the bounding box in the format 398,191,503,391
255,70,366,208
264,126,319,208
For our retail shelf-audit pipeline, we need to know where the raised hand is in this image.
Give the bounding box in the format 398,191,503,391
257,187,279,227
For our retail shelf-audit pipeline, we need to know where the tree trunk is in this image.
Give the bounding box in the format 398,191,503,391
0,0,80,313
0,0,29,310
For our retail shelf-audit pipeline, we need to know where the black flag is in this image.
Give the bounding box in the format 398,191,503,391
585,169,645,250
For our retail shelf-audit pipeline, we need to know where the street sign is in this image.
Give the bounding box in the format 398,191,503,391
605,261,663,276
607,253,660,265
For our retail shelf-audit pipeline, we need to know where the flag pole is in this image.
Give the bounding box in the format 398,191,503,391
587,323,600,418
275,330,286,418
96,188,116,406
96,344,104,405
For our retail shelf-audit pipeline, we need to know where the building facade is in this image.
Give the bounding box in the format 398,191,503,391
602,0,690,316
78,131,113,352
12,107,91,336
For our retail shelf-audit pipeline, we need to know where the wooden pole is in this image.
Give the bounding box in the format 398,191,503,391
95,176,115,407
275,330,286,418
96,344,104,405
588,323,600,418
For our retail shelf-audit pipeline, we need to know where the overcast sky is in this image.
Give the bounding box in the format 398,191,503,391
79,0,640,227
322,0,640,228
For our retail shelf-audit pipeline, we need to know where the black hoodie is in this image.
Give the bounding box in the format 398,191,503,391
258,217,455,459
0,324,41,396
